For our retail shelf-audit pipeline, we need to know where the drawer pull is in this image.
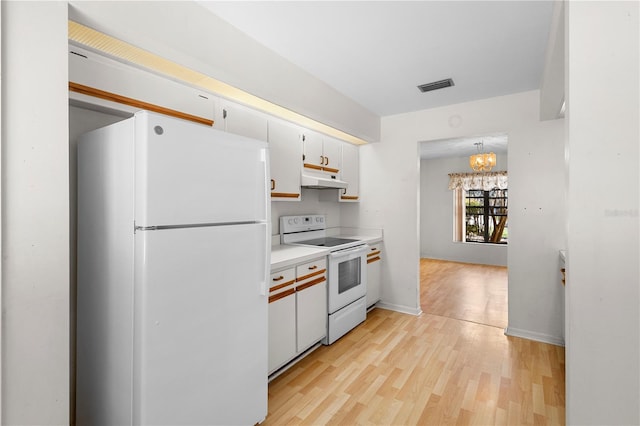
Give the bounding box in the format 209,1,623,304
272,275,285,281
308,265,318,270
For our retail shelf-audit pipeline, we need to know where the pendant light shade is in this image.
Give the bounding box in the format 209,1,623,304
469,142,496,172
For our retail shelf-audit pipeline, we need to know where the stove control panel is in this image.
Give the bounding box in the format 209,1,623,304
280,215,326,233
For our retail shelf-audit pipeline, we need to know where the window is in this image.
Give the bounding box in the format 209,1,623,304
454,188,508,244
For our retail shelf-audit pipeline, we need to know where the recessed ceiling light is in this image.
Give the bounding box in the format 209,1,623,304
417,78,455,93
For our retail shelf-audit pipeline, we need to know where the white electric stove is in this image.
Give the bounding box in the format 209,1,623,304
280,215,369,344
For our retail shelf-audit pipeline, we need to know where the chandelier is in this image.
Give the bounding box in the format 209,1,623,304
469,141,496,172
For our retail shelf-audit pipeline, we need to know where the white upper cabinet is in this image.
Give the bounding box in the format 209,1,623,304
339,143,360,202
268,120,302,201
322,137,342,175
218,99,268,142
68,46,215,126
302,131,342,176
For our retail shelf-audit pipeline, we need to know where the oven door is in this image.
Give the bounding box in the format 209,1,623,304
327,244,368,314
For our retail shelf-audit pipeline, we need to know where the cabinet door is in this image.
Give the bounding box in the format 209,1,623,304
366,245,382,308
296,280,327,353
268,120,302,201
268,286,296,374
340,143,359,202
321,136,342,175
302,131,324,170
220,100,268,142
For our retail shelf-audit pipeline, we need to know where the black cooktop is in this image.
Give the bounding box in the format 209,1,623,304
296,237,360,247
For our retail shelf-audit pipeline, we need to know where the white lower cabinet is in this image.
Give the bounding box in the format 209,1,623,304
268,268,296,373
296,275,327,352
268,257,327,375
366,244,382,308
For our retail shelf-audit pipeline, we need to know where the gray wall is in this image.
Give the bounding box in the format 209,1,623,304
420,154,508,266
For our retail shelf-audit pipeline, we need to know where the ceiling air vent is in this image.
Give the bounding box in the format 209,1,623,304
417,78,455,93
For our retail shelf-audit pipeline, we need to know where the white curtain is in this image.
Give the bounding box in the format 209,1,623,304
448,171,508,191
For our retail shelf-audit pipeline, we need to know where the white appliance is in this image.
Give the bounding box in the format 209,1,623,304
280,215,368,345
76,111,270,426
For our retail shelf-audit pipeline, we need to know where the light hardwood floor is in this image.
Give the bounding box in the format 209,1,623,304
263,260,565,425
420,258,508,329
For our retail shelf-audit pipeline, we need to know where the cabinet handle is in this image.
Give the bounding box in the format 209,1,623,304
308,265,318,270
271,179,275,191
325,156,329,166
320,155,325,165
272,275,284,281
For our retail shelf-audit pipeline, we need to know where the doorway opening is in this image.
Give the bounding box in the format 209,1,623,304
418,133,508,329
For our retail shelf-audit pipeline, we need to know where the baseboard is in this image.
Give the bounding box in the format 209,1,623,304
375,301,422,316
504,326,565,347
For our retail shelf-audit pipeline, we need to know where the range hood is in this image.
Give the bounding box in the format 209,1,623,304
300,171,348,189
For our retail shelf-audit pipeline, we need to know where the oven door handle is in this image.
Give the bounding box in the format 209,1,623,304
329,245,369,259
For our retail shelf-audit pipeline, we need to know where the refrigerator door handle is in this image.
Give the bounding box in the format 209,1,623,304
260,222,269,297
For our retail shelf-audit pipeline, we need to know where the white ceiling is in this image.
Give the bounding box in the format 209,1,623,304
197,1,554,118
197,1,552,158
419,133,508,159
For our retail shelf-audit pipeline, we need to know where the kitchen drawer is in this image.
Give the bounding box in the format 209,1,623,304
296,258,327,282
367,244,382,261
269,268,296,294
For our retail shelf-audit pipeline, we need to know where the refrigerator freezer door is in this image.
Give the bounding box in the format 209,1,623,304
134,111,269,227
134,224,268,425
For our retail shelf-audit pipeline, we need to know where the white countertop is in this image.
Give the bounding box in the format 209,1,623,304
270,227,383,271
271,244,330,271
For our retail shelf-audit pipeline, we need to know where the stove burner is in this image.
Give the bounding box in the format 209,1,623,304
295,237,360,248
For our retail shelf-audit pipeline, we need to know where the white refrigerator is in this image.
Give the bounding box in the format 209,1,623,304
76,111,270,425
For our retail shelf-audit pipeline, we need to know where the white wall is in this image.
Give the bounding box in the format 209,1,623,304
565,2,639,424
2,2,69,423
67,1,380,143
271,189,342,237
343,90,566,341
420,154,508,266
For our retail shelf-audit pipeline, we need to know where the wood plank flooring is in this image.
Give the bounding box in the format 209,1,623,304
263,260,565,425
420,258,508,329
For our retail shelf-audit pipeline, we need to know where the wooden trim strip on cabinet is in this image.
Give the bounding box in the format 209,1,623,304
69,82,214,126
296,269,326,282
296,276,326,292
303,163,340,174
303,163,324,171
367,256,381,264
341,195,359,201
367,250,381,257
269,279,296,293
271,192,300,198
268,288,295,304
